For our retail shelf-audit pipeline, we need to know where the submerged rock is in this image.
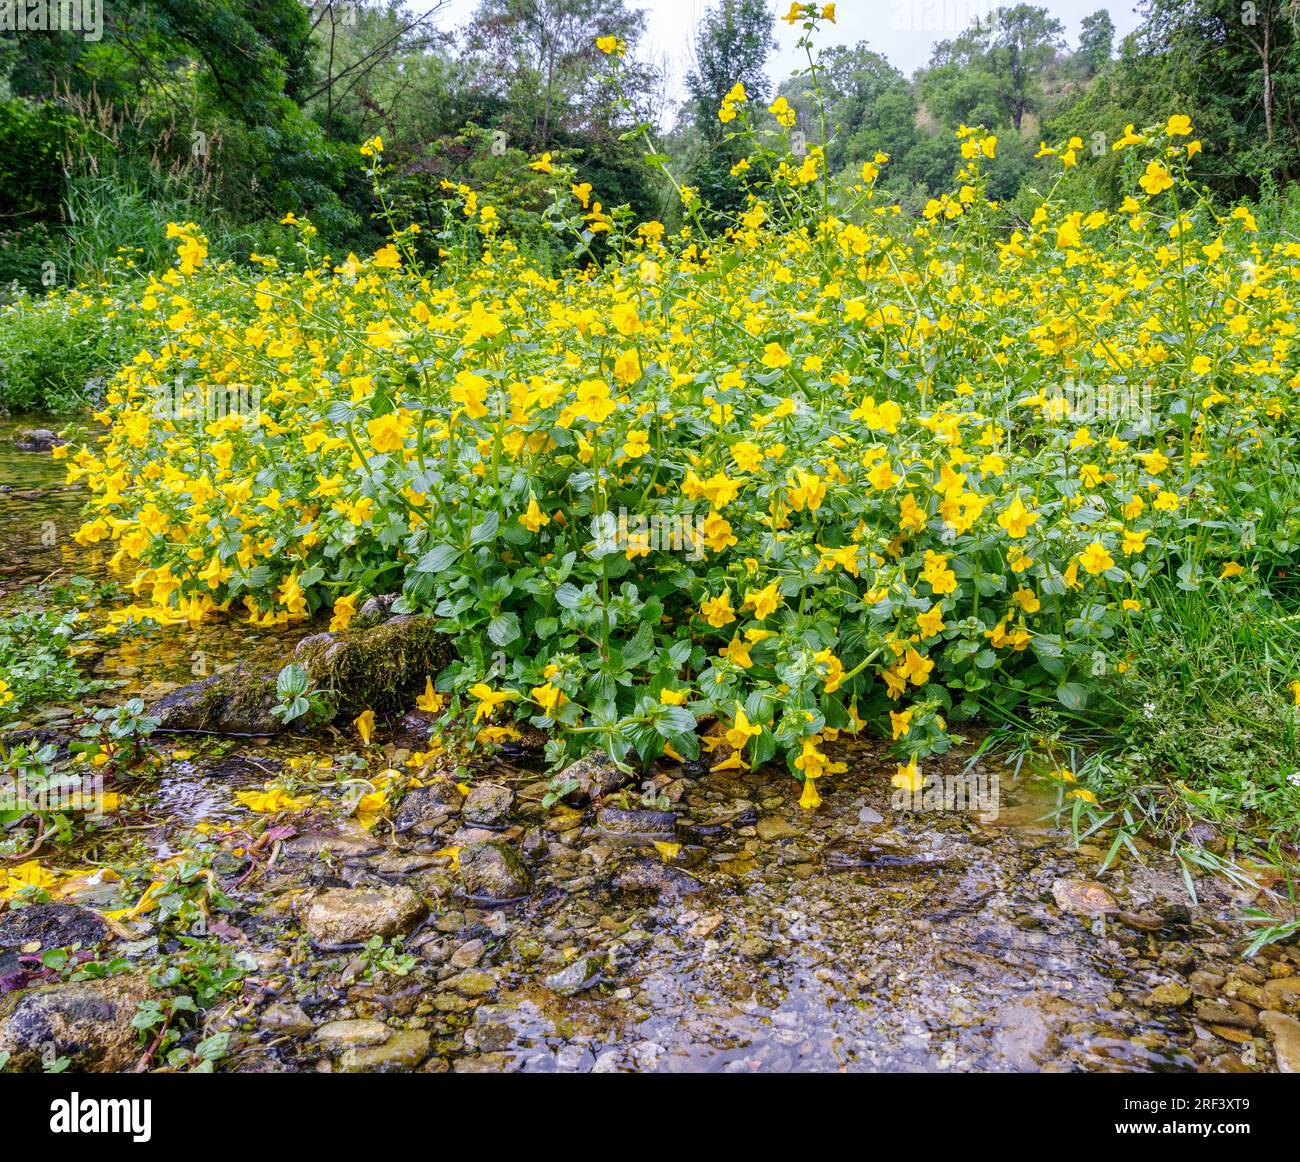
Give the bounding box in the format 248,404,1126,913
283,816,381,858
1051,879,1119,917
459,841,532,902
300,885,427,948
0,904,108,951
313,1019,392,1051
544,952,608,997
611,858,703,898
0,972,155,1072
596,806,676,837
259,1002,313,1035
338,1029,431,1073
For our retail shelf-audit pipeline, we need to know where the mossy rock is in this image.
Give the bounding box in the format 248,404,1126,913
149,614,453,735
292,614,453,718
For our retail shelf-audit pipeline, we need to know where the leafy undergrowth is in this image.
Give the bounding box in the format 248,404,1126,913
15,18,1300,903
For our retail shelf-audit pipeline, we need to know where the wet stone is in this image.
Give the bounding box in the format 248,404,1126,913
1051,879,1119,917
259,1003,313,1035
301,885,427,948
756,816,800,841
1260,1011,1300,1073
0,972,156,1072
459,841,532,902
446,970,497,997
544,952,608,997
393,784,462,835
462,782,515,827
560,752,634,805
1260,977,1300,1014
313,1019,392,1050
596,806,677,837
0,904,108,951
449,939,486,969
338,1029,431,1073
611,858,703,898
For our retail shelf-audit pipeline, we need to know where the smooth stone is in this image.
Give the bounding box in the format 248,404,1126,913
597,806,676,837
449,939,486,969
611,859,703,898
301,885,427,948
313,1019,393,1050
1261,978,1300,1014
259,1002,313,1035
446,970,496,997
1051,878,1119,916
1260,1011,1300,1073
756,816,800,841
338,1029,431,1073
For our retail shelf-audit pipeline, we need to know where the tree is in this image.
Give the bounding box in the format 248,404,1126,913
776,43,917,175
684,0,776,143
681,0,774,216
926,5,1065,131
1078,9,1115,75
464,0,654,149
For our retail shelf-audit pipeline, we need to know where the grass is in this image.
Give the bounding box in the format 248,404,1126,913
981,575,1300,947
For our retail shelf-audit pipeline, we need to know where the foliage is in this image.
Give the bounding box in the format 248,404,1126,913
56,5,1300,809
0,610,103,717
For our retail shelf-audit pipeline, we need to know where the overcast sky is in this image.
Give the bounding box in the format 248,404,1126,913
423,0,1144,113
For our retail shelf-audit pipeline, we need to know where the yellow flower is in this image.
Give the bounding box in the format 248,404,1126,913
1078,542,1115,575
799,777,821,811
236,785,310,813
742,582,782,620
416,677,445,713
1139,161,1173,196
519,496,550,533
329,591,360,632
700,590,736,628
892,758,923,794
354,709,376,745
724,706,763,751
469,683,517,723
1165,115,1192,137
997,495,1040,539
595,35,625,56
761,342,792,369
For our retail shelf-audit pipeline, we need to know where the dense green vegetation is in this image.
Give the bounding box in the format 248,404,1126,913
4,0,1300,319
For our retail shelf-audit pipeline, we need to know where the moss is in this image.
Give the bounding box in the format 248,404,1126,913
296,615,453,717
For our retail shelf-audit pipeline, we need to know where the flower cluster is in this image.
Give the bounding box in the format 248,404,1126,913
66,108,1300,804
